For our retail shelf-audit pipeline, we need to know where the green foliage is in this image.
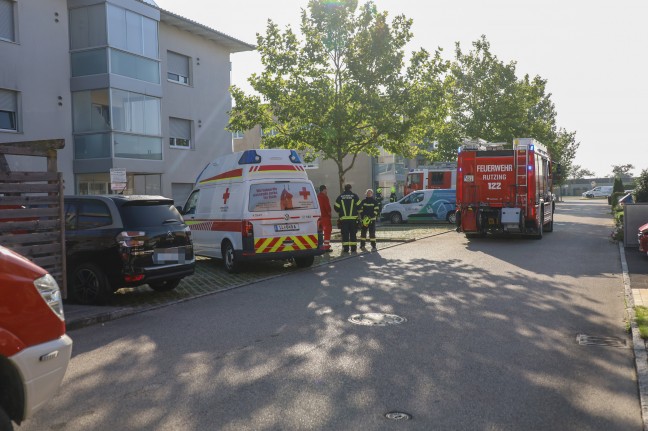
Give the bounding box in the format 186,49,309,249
228,0,437,192
228,6,579,190
569,165,595,180
613,177,624,193
441,36,578,174
635,307,648,339
635,169,648,203
611,164,635,178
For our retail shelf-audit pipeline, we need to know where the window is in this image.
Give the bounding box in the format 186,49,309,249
72,89,110,132
430,172,445,186
69,5,107,50
65,200,112,230
111,89,160,135
0,0,15,42
248,182,317,212
110,49,160,84
232,130,244,139
107,4,158,59
0,89,17,131
71,48,108,77
182,190,199,215
169,117,191,149
167,51,190,85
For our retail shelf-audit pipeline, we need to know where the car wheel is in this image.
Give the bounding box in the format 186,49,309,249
223,241,241,273
149,278,182,292
294,256,315,268
446,210,457,225
69,262,112,305
389,212,403,224
0,407,13,431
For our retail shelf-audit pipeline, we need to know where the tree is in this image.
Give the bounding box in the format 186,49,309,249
569,165,595,179
635,169,648,203
228,0,441,192
610,164,635,178
440,36,578,173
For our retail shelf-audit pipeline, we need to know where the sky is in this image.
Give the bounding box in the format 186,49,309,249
155,0,648,178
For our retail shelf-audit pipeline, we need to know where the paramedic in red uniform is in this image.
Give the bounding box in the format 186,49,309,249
317,185,333,252
334,184,361,253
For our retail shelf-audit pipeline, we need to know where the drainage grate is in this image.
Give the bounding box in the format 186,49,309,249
385,412,412,421
576,334,628,348
349,313,406,326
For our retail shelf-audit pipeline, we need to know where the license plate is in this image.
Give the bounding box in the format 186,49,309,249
153,247,186,264
274,223,299,232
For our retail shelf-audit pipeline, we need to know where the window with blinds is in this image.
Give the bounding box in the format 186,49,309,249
0,0,15,42
0,88,17,131
167,51,190,85
169,117,191,149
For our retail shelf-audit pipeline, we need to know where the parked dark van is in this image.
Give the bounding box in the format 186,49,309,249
64,195,195,305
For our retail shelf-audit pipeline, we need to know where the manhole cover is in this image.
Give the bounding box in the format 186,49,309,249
577,334,627,348
385,412,412,420
348,313,406,326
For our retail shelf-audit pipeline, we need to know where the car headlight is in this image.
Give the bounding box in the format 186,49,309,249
34,274,65,321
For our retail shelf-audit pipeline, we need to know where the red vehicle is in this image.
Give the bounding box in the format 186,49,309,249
456,138,556,239
639,222,648,256
404,162,457,195
0,245,73,430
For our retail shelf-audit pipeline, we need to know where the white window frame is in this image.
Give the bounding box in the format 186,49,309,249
169,117,192,150
232,130,244,139
167,51,190,86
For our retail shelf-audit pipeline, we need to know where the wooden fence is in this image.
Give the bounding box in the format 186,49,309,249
0,139,67,296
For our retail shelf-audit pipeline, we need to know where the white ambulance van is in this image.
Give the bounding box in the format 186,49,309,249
180,149,324,272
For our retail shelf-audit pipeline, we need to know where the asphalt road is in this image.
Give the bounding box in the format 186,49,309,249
23,198,642,430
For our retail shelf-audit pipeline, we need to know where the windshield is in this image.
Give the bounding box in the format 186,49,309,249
248,182,317,212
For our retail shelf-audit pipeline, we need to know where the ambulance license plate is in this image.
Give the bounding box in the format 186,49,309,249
274,223,299,232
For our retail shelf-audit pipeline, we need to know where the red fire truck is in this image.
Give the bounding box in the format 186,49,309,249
456,138,556,239
404,162,457,195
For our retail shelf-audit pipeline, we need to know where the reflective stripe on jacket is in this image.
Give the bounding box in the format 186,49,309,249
359,197,379,220
334,191,361,220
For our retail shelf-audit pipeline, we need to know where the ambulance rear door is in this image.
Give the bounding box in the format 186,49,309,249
245,181,320,255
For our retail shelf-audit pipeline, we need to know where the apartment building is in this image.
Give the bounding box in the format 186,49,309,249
0,0,253,204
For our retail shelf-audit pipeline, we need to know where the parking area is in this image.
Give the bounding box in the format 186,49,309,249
63,223,455,329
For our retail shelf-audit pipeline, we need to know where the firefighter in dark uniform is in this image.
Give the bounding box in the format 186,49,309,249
359,189,379,251
389,185,398,203
375,187,383,214
334,184,361,253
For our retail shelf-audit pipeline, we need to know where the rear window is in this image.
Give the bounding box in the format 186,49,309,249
119,202,183,228
248,182,317,212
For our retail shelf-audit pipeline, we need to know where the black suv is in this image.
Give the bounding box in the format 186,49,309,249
64,195,195,305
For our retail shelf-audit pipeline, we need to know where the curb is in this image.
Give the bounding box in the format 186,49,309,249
620,241,648,430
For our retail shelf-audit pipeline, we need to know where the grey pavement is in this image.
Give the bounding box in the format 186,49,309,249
63,223,454,330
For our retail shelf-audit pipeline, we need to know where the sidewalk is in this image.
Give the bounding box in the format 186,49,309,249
63,223,454,330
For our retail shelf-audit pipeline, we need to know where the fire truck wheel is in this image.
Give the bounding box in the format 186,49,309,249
446,211,457,225
534,214,544,240
389,212,403,224
223,241,241,273
545,217,554,232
